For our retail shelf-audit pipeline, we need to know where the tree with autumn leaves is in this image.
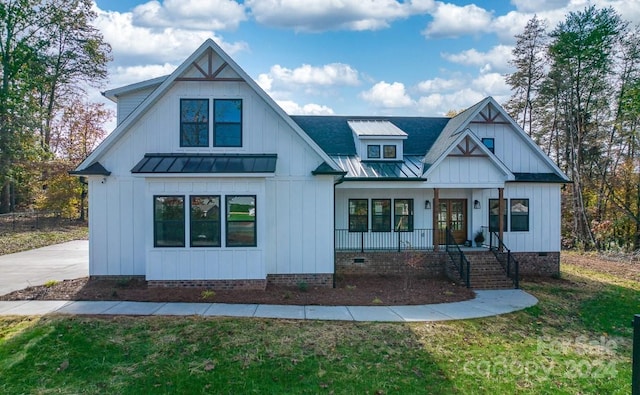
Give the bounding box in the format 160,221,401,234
506,6,640,251
0,0,111,217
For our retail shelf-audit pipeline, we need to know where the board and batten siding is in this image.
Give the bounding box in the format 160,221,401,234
88,176,146,276
427,156,506,188
145,179,266,281
468,122,554,174
478,183,561,252
89,71,335,280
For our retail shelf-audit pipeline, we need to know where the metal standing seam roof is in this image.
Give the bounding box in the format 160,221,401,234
347,120,408,137
331,155,425,180
131,154,277,174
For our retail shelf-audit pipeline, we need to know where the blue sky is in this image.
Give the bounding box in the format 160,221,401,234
91,0,640,117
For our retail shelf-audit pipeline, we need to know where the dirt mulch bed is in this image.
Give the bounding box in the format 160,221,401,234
0,275,475,306
562,252,640,283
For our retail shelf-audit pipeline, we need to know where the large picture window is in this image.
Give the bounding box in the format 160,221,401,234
180,99,209,147
190,196,221,247
348,199,368,232
226,195,256,247
489,199,508,232
371,199,391,232
214,99,242,147
394,199,413,232
510,199,529,232
154,196,185,247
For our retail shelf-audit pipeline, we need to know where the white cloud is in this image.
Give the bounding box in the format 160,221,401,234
93,8,248,66
416,77,465,93
277,100,335,115
416,88,485,115
109,64,177,87
472,73,510,95
511,0,569,13
360,81,415,108
256,63,360,101
132,0,247,31
422,3,493,38
247,0,435,32
442,45,514,74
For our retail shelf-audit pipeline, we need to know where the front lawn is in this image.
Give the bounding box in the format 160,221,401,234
0,226,88,256
0,255,636,394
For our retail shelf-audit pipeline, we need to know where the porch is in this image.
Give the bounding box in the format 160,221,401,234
334,228,519,289
334,228,493,252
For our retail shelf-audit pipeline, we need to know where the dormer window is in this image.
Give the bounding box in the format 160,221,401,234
348,120,407,161
367,145,381,159
383,145,396,159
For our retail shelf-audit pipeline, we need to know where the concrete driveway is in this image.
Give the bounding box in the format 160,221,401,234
0,240,88,296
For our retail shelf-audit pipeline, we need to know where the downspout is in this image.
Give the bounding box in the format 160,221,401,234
333,176,344,288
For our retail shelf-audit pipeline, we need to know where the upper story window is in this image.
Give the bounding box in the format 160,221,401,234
180,99,209,147
383,145,397,159
482,138,495,154
367,145,381,159
214,99,242,147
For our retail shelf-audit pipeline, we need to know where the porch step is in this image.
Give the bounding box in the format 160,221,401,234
464,251,515,289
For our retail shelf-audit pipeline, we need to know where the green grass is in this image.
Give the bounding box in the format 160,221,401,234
0,226,87,255
0,257,635,394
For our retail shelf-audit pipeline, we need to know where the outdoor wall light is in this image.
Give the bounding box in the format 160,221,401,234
474,199,481,209
425,200,431,209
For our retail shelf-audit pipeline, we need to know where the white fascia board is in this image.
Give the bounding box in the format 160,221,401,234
102,75,168,103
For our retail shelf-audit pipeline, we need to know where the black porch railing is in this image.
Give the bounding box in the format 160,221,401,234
445,227,471,287
486,228,520,289
335,229,434,252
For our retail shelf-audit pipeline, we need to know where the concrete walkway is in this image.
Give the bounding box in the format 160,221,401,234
0,289,538,322
0,240,88,295
0,240,538,322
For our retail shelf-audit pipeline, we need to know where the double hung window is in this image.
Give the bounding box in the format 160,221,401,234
394,199,413,232
154,196,186,247
348,199,368,232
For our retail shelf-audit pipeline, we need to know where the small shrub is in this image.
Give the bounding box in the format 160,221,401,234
282,291,292,300
201,290,216,300
116,278,131,288
297,281,308,292
346,285,356,290
43,279,59,288
372,297,383,304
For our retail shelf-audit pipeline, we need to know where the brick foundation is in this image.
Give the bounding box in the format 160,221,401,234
267,273,333,287
148,279,267,290
335,251,448,277
89,275,146,281
512,252,560,277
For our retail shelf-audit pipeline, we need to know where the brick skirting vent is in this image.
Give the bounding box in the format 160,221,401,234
335,251,448,277
148,279,267,290
267,274,333,287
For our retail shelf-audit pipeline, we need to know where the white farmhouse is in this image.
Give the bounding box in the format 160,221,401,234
73,39,569,289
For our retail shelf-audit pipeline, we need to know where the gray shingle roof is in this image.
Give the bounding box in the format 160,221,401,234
291,116,449,156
